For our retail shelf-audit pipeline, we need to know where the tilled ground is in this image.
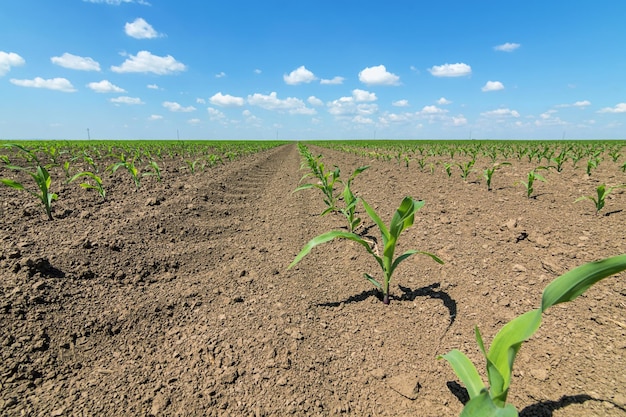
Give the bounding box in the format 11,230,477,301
1,142,625,416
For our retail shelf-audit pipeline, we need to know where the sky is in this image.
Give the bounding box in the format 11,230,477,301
1,1,625,141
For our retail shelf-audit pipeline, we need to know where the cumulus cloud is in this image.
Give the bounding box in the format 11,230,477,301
215,72,226,78
162,101,196,112
110,96,144,104
147,83,160,89
327,97,378,118
111,51,186,74
420,105,447,115
308,96,324,106
51,53,100,71
210,92,245,107
284,66,316,85
557,100,591,108
207,107,226,121
87,80,125,93
452,115,467,126
10,77,76,92
125,18,162,39
188,118,201,125
392,99,409,107
358,65,400,86
598,103,626,114
352,89,377,102
494,42,521,52
481,80,505,92
353,115,374,124
481,108,520,117
320,76,344,85
247,92,315,115
437,97,452,105
428,63,472,77
0,51,25,76
148,114,163,120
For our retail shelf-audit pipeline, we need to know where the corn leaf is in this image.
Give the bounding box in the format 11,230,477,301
541,253,626,311
288,230,377,270
0,178,25,190
460,391,518,417
438,350,485,399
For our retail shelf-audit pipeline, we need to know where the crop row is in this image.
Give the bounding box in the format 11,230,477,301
290,143,626,416
0,140,286,220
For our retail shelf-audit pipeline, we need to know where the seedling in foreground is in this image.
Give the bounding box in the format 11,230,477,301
575,183,626,215
288,197,443,304
69,171,106,201
439,253,626,417
518,168,548,198
483,162,511,191
0,144,57,220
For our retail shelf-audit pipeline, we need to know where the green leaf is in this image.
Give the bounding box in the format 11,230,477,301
460,390,519,417
364,273,382,289
541,254,626,311
0,178,25,190
288,230,377,270
486,309,542,401
361,198,389,242
438,350,485,399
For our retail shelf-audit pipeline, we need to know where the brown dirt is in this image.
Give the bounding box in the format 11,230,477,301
1,142,625,416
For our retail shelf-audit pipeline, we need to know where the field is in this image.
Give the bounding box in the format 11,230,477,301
1,140,625,416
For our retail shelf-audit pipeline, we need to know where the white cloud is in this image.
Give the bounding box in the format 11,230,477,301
110,96,144,105
208,107,226,121
210,92,245,107
0,51,25,76
428,63,472,77
353,115,374,124
481,108,520,117
420,105,447,115
598,103,626,114
452,115,467,126
111,51,186,74
87,80,125,93
437,97,452,105
215,71,226,78
10,77,76,92
247,92,315,115
187,118,201,125
392,99,409,107
83,0,150,5
51,53,100,71
147,83,160,89
573,100,591,108
162,101,196,112
148,114,163,120
358,65,400,86
494,42,521,52
196,98,206,104
284,65,316,85
320,76,344,85
327,96,378,117
254,69,262,74
482,80,505,92
352,89,377,102
308,96,324,106
125,18,162,39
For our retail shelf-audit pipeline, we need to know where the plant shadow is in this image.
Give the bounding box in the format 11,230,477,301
519,394,626,416
317,288,381,307
396,283,457,331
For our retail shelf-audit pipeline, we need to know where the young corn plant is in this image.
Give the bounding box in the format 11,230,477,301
294,156,342,216
483,162,511,191
439,254,626,417
457,160,475,182
288,197,443,305
108,155,141,189
337,166,369,232
69,171,106,201
518,168,547,198
0,144,57,220
143,160,162,182
575,183,626,215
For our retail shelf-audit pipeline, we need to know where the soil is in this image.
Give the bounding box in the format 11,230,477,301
1,142,625,417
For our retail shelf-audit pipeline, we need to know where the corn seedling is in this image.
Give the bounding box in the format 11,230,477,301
108,155,141,189
575,183,626,215
439,254,626,417
144,160,162,182
69,171,106,201
289,197,443,304
444,163,453,178
338,166,369,232
0,144,57,220
457,160,475,181
586,157,600,176
483,162,511,191
294,149,342,216
518,168,547,198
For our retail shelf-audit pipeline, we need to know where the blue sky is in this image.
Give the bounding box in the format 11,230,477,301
1,1,625,140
